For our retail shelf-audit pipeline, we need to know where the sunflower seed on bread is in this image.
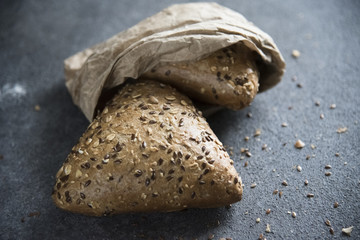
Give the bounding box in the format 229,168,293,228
52,80,242,216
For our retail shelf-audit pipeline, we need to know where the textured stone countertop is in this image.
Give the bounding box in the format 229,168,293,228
0,0,359,239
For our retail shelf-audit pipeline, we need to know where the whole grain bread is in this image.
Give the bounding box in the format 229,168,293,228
52,80,242,216
141,43,259,110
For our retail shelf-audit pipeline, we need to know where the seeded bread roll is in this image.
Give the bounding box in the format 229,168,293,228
141,44,259,110
52,80,242,216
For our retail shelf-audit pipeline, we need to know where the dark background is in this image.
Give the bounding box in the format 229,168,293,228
0,0,359,239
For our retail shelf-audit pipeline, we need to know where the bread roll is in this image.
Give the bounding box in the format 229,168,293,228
142,43,259,110
52,80,242,216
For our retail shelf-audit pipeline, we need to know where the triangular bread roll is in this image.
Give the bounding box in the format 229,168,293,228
52,80,242,216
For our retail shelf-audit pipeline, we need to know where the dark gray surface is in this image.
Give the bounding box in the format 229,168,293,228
0,0,359,239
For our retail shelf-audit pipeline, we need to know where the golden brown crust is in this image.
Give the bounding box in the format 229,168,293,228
141,44,259,110
52,80,242,216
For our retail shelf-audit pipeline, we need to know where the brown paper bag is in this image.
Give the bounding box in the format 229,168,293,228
64,2,285,121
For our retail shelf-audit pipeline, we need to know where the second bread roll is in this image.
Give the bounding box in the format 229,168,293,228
142,43,259,110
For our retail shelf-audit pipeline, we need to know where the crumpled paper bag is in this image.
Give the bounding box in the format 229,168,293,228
64,2,285,121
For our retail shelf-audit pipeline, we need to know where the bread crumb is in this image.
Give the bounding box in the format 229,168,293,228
294,140,305,149
265,224,271,233
342,226,353,236
337,127,347,133
292,49,301,58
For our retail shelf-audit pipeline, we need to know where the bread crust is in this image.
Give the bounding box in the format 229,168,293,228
141,44,259,110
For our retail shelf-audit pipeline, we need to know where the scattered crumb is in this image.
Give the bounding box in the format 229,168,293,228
279,191,283,197
273,189,279,195
315,101,320,106
251,183,257,188
294,140,305,149
296,83,303,88
330,104,336,109
304,179,308,185
254,129,261,137
282,180,288,186
307,193,314,198
247,112,252,118
244,161,249,167
266,209,271,215
265,224,271,233
288,106,293,110
306,155,311,160
291,212,296,218
342,226,353,236
335,153,340,157
208,234,215,240
34,105,41,111
334,202,339,208
21,217,25,223
325,165,332,169
281,122,288,127
262,144,267,150
28,211,40,217
330,228,334,235
344,162,347,165
297,165,302,172
244,136,250,141
292,49,301,58
325,172,332,176
256,218,260,223
325,219,331,226
245,152,252,157
311,144,316,149
336,127,347,134
320,113,324,119
292,76,297,81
